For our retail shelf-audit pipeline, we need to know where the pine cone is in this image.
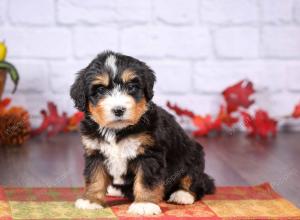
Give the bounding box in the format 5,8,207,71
0,107,31,145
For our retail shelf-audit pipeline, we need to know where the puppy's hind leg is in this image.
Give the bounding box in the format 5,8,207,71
201,173,216,195
190,173,215,200
168,173,215,205
168,175,196,205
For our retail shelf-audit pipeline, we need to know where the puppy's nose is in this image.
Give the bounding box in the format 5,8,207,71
112,106,126,117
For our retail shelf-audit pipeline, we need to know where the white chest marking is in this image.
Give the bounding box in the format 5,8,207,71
82,135,141,184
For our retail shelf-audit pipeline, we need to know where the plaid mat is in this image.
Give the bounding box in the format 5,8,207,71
0,183,299,219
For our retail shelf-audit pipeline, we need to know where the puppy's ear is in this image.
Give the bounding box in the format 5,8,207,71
70,69,87,112
143,67,156,101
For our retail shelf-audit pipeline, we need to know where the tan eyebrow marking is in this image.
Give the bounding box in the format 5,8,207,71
92,73,109,86
121,69,137,83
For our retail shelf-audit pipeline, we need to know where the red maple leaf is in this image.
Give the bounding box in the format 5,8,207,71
292,102,300,118
217,105,239,127
65,111,84,132
0,98,11,114
241,110,277,138
222,80,255,113
166,101,195,118
192,114,222,137
31,102,69,137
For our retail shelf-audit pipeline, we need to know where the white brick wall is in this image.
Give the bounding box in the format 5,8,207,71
214,27,259,58
260,0,294,23
153,0,198,25
1,0,300,127
8,0,55,25
262,27,300,58
200,0,259,24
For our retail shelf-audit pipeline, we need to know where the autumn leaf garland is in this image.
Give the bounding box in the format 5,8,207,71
167,79,300,139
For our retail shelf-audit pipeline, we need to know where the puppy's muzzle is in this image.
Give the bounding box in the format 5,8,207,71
112,106,126,117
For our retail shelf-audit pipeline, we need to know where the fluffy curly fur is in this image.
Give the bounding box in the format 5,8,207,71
70,51,215,215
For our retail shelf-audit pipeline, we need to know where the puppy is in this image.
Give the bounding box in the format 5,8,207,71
70,51,215,215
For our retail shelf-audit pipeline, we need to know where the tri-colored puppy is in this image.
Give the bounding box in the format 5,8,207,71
70,51,215,215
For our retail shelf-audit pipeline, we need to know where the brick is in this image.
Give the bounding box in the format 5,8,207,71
294,0,300,23
1,28,71,58
73,27,119,59
193,62,249,93
4,59,48,93
260,0,293,23
287,64,300,91
120,26,164,58
214,27,259,58
193,61,286,93
262,27,300,58
147,60,192,94
57,0,116,24
153,0,197,25
200,0,258,24
116,0,151,24
163,27,211,59
248,62,286,92
49,60,89,94
8,0,54,25
0,0,6,24
121,26,210,59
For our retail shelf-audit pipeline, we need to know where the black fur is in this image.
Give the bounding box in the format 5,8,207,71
70,69,88,112
71,51,215,202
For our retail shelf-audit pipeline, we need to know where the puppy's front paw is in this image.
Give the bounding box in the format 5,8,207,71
75,198,103,210
127,202,161,215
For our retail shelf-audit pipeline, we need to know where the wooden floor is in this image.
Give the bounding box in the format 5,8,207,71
0,132,299,207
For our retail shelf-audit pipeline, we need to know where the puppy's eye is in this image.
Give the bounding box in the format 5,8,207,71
96,85,106,94
127,83,139,93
